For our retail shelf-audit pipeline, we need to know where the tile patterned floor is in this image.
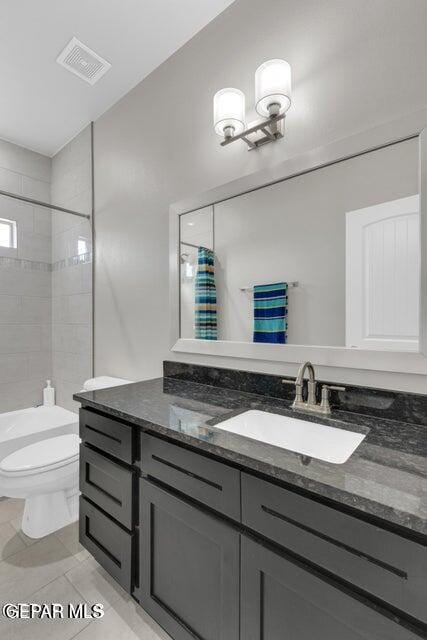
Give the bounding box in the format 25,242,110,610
0,498,172,640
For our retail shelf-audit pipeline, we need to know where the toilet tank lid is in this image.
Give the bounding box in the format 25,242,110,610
82,376,133,391
0,434,79,473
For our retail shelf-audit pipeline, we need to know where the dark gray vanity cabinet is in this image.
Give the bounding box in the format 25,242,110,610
241,536,420,640
78,407,426,640
241,473,427,624
79,410,137,594
139,478,240,640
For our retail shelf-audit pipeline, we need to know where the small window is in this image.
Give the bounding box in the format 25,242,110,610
77,236,88,256
0,218,17,249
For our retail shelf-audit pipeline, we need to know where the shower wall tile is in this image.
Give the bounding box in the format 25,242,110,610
52,210,77,235
0,295,21,323
0,141,52,412
0,268,51,297
52,293,91,325
52,264,90,297
0,138,50,183
41,323,52,352
19,232,51,263
33,207,52,237
0,167,22,194
22,175,50,202
20,296,51,324
0,354,28,384
51,124,92,411
68,293,91,325
50,161,91,209
0,127,92,414
0,198,34,235
0,295,51,325
52,324,91,354
0,353,51,387
52,351,92,385
51,219,92,263
55,380,82,413
0,380,44,413
0,325,42,354
27,351,52,381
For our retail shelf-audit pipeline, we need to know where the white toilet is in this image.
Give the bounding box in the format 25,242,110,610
0,434,79,539
0,377,132,539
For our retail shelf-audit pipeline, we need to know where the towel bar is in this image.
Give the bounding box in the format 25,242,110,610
240,282,298,292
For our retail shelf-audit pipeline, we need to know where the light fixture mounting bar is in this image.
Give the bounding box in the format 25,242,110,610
220,113,285,150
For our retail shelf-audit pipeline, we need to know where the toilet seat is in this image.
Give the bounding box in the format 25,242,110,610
0,433,80,538
0,434,79,477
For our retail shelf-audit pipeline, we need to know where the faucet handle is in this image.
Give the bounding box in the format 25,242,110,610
323,385,346,392
281,378,296,385
320,384,346,414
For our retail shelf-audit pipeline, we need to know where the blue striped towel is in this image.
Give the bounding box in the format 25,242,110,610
195,247,217,340
253,282,288,344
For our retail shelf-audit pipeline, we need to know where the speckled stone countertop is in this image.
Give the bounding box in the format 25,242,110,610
74,377,427,538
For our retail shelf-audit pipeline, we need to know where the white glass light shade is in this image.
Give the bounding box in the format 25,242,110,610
213,88,245,137
255,59,291,117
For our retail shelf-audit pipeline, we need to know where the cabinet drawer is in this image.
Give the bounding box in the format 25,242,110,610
80,444,134,529
80,408,133,464
140,433,240,520
79,497,134,593
242,473,427,624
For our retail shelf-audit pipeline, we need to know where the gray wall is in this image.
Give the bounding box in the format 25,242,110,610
0,141,52,412
51,126,93,412
93,0,427,391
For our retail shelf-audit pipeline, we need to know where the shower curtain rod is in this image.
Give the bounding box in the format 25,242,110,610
0,188,91,219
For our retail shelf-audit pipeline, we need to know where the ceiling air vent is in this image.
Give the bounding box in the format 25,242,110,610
56,37,111,85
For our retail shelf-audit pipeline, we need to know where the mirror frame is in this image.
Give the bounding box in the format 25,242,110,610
170,109,427,374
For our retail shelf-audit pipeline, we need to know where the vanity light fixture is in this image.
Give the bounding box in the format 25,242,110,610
213,59,291,150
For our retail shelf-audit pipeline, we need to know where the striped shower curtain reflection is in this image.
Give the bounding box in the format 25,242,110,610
194,247,217,340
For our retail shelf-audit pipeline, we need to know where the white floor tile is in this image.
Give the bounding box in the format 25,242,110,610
65,556,129,611
0,575,92,640
0,498,24,525
0,535,80,602
73,605,171,640
0,499,171,640
9,516,37,547
54,522,90,563
111,595,173,640
0,522,27,560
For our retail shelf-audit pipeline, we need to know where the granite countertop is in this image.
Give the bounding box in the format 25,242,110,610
74,377,427,538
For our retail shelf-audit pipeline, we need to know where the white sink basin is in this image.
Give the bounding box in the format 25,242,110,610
215,410,366,464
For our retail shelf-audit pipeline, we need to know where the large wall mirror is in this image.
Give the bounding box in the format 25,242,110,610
171,115,427,374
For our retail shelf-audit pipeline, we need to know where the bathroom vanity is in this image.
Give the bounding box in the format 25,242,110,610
74,364,427,640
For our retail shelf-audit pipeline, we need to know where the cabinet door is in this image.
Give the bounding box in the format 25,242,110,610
139,479,239,640
241,536,422,640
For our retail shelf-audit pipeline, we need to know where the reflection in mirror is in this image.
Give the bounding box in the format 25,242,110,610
179,137,420,353
180,206,215,339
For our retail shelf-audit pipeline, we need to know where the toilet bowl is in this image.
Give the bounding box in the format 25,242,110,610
0,434,79,539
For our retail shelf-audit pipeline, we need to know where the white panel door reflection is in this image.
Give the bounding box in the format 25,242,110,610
346,195,420,351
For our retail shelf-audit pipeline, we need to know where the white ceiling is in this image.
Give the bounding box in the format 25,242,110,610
0,0,234,157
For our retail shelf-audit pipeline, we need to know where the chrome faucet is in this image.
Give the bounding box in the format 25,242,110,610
294,361,317,410
282,361,345,416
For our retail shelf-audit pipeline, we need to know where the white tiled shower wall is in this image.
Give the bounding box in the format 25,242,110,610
0,128,92,414
0,140,52,412
51,126,92,412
